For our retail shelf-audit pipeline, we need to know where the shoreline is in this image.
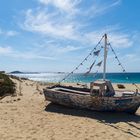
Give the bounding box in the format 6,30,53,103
9,72,140,84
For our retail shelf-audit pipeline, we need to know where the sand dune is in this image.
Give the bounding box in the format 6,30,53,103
0,79,140,140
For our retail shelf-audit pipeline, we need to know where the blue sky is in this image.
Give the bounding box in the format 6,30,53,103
0,0,140,72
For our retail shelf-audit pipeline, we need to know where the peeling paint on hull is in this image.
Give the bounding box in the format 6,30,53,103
44,88,140,114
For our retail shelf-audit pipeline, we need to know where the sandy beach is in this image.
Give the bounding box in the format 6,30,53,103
0,78,140,140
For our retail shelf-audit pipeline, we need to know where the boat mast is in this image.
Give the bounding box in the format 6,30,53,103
103,33,107,81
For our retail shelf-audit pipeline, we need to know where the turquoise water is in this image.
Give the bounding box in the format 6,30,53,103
12,72,140,83
64,73,140,83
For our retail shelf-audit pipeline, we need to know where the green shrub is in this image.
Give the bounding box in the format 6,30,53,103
0,73,15,97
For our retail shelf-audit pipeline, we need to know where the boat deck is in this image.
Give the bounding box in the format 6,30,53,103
53,87,90,95
51,87,135,97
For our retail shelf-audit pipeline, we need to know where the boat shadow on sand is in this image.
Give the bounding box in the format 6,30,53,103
45,103,140,138
45,103,140,124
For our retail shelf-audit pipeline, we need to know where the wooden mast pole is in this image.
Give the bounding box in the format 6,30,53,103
103,34,107,81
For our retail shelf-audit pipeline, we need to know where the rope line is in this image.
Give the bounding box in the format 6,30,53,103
59,35,105,83
58,34,140,91
108,43,126,72
107,39,140,91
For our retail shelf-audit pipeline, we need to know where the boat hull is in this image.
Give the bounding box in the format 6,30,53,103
44,88,140,114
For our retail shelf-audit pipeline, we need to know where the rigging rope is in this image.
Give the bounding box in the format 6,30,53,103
107,40,140,91
58,35,105,83
57,34,140,91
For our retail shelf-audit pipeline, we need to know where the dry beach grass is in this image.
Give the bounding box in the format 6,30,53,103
0,78,140,140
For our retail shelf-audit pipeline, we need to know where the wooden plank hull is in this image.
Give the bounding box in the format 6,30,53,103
44,88,140,114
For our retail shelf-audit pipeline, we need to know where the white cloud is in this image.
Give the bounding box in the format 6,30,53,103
58,45,81,52
22,9,78,40
37,42,83,57
84,26,133,48
0,28,18,37
122,53,140,62
0,46,13,54
21,0,124,43
20,0,134,60
51,45,82,54
0,45,54,60
5,31,18,37
39,0,81,13
13,52,54,60
108,33,133,48
83,0,121,18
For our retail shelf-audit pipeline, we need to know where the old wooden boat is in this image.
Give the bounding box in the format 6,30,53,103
44,34,140,114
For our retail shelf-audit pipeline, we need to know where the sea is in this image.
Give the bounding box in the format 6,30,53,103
11,72,140,84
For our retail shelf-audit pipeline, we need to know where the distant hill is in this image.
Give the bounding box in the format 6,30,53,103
57,72,65,74
10,71,40,74
10,71,23,74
